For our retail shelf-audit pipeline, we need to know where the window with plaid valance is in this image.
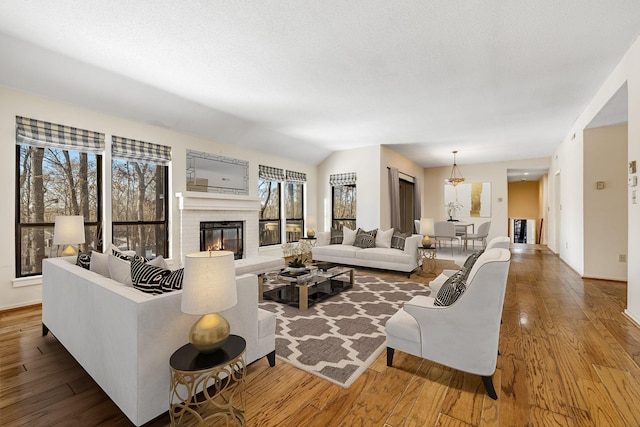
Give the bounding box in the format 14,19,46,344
259,165,286,182
16,116,105,152
111,136,171,165
286,170,307,183
329,172,356,186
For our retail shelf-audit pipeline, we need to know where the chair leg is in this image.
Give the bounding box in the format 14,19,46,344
386,347,395,366
482,375,498,400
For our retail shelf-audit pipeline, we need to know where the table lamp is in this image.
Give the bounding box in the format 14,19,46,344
420,217,434,247
306,215,316,238
53,215,85,256
181,250,238,354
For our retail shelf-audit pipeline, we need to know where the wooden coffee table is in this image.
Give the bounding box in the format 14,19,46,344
262,266,354,311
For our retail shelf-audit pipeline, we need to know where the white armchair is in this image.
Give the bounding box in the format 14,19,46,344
385,248,511,399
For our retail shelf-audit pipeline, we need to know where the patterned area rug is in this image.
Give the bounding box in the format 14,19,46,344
259,275,431,387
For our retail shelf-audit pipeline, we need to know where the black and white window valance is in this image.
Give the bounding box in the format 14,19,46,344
15,116,105,153
259,165,285,182
286,170,307,183
329,172,357,186
112,136,171,165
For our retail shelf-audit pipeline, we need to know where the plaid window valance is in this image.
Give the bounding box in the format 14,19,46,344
259,165,285,182
329,172,357,186
112,136,171,165
286,170,307,183
15,116,105,153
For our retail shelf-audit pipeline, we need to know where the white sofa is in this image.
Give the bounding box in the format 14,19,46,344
312,230,421,275
42,256,276,426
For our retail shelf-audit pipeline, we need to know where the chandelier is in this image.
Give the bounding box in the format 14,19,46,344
445,150,465,186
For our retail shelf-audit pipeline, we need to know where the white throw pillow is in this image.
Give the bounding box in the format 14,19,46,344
342,227,357,245
89,250,110,278
375,228,394,248
147,255,169,270
109,243,136,258
108,254,132,286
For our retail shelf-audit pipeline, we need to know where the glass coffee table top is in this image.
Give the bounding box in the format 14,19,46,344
262,266,354,311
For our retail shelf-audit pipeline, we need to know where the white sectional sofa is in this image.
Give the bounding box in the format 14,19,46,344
42,256,276,426
312,230,421,275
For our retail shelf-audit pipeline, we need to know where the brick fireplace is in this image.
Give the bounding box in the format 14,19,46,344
176,192,261,263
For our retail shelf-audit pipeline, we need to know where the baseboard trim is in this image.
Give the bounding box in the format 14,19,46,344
623,309,640,328
582,274,627,282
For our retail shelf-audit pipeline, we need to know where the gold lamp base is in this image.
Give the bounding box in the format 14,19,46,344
307,229,316,238
61,245,77,256
422,235,432,248
189,313,231,354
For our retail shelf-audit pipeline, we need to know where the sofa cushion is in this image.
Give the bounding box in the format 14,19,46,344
76,252,91,270
390,230,410,250
330,228,343,244
313,244,359,259
375,228,394,248
90,250,110,277
434,273,466,306
354,228,377,248
130,259,171,295
355,247,413,264
108,254,134,286
342,227,357,245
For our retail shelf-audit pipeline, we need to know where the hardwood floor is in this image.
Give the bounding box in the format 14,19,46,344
2,245,640,426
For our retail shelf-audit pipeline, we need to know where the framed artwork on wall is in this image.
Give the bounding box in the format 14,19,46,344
186,149,249,195
444,182,491,218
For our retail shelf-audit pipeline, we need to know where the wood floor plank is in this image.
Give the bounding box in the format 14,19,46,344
593,364,640,426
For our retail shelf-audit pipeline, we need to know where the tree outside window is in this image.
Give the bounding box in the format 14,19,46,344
259,179,281,246
285,181,304,243
332,184,356,230
17,145,101,277
111,160,168,258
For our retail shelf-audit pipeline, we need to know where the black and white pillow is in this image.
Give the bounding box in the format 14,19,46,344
130,259,171,295
434,273,466,306
391,230,410,250
161,268,184,292
353,228,377,249
330,228,343,244
76,251,92,270
463,251,482,269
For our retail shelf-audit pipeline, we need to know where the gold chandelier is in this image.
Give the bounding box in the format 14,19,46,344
445,150,465,186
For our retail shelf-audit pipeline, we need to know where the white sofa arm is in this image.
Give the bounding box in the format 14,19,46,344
403,234,421,255
315,231,330,246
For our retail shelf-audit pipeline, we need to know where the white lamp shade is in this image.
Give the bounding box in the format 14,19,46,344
181,251,237,315
306,214,316,228
420,218,434,236
53,216,85,245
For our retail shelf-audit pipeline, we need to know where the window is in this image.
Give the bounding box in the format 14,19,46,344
258,165,285,246
15,116,104,277
332,185,356,230
285,170,306,243
258,180,281,246
285,182,304,243
111,136,170,258
330,172,357,230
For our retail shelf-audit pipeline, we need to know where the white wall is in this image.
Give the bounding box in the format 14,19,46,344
316,146,382,232
584,124,628,281
422,157,551,245
552,34,640,324
0,86,317,310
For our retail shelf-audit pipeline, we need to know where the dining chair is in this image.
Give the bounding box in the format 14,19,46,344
433,221,459,256
465,221,491,250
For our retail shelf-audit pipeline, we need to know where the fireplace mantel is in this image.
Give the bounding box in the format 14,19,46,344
176,192,261,211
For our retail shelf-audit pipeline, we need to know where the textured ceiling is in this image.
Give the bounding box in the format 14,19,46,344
0,1,638,167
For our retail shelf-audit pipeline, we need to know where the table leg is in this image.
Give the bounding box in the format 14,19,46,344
299,285,309,311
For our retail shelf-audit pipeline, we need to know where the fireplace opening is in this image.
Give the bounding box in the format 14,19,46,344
200,221,244,260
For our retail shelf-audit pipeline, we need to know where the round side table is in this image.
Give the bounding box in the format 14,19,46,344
169,335,246,426
418,246,438,275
